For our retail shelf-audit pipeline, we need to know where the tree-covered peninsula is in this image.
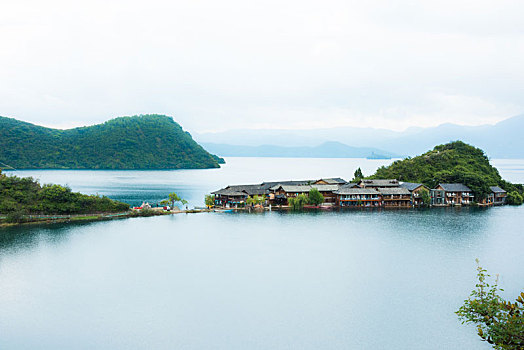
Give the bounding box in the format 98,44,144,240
0,114,224,169
0,169,129,222
370,141,523,202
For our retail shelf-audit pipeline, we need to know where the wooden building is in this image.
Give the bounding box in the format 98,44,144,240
269,184,340,205
312,184,340,204
378,187,412,208
431,183,474,206
334,188,382,207
490,186,507,206
211,188,249,208
211,184,267,208
400,182,430,206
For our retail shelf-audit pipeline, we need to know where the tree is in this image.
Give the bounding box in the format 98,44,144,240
507,191,523,205
205,194,214,208
246,195,266,207
418,188,431,207
456,260,524,349
288,194,309,210
161,192,186,209
352,167,364,182
369,141,524,203
308,188,324,206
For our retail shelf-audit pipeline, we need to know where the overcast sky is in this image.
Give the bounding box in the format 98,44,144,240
1,0,523,132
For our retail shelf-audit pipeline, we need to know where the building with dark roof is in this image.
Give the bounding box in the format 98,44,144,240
211,188,249,207
211,184,268,207
260,180,314,190
314,178,347,185
269,184,341,205
400,182,430,206
431,183,474,206
334,188,382,207
378,187,412,207
490,186,507,205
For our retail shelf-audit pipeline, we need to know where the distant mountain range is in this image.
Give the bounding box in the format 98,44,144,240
195,114,524,158
0,115,224,170
202,142,400,159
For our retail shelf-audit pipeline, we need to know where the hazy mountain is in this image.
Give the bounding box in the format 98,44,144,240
202,141,401,158
195,127,399,147
195,114,524,158
0,115,224,170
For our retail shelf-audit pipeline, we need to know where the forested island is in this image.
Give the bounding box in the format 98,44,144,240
369,141,523,203
0,114,224,170
210,141,524,209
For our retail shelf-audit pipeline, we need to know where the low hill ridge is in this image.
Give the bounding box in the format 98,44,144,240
0,114,224,170
201,141,401,158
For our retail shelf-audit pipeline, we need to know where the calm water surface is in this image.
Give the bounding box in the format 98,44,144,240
1,158,523,349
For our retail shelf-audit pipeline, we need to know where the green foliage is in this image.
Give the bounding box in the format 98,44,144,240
164,192,187,209
246,195,266,206
418,188,431,207
506,191,523,206
456,260,524,349
370,141,523,202
0,114,224,169
129,208,157,217
205,194,215,207
5,209,28,223
0,172,129,215
308,188,324,206
352,167,364,182
287,194,309,210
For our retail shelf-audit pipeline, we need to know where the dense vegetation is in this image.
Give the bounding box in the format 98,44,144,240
0,170,129,220
457,260,524,349
370,141,523,201
0,114,224,169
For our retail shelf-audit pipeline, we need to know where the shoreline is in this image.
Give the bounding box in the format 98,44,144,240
0,204,500,228
0,209,212,228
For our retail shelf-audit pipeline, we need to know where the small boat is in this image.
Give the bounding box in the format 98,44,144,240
366,152,391,160
214,209,233,213
319,205,333,210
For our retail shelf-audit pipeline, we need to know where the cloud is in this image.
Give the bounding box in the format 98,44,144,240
0,0,523,132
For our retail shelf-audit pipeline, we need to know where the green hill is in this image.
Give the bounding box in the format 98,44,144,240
370,141,523,200
0,114,224,169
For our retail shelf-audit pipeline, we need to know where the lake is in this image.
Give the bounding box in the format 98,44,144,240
1,158,523,349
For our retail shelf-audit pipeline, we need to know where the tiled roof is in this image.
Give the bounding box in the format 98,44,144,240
272,185,312,193
400,182,427,191
261,180,314,190
378,187,411,195
316,177,347,184
211,188,248,196
334,188,380,195
226,185,267,195
359,179,399,187
490,186,507,193
339,182,361,189
312,184,340,191
438,183,472,192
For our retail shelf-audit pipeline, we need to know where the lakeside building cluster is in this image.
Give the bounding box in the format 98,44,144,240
211,178,508,209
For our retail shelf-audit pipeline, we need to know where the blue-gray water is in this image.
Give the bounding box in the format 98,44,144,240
1,158,523,349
